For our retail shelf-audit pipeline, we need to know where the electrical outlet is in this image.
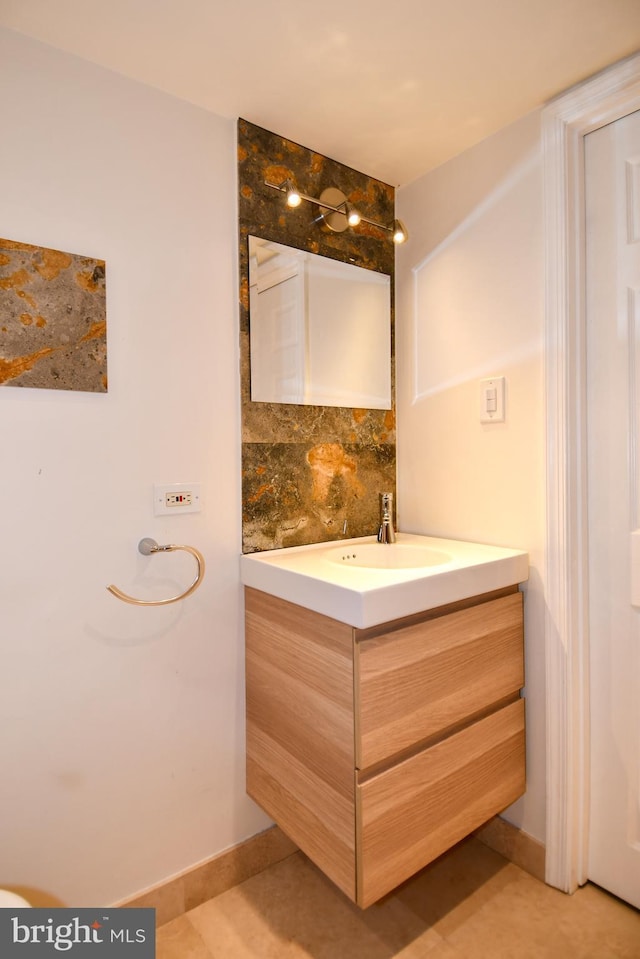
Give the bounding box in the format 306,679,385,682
154,483,202,515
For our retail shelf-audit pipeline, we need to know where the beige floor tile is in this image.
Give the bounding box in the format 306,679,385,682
394,837,523,938
444,871,640,959
187,852,445,959
555,882,640,959
410,943,467,959
156,915,214,959
158,835,639,959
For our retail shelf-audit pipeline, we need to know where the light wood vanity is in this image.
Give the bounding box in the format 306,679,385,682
245,582,525,907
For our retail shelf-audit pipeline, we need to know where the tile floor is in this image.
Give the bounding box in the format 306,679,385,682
157,837,640,958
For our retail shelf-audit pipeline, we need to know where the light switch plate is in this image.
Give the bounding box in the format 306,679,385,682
480,377,505,423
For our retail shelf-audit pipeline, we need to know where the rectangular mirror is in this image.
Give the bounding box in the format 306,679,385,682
248,236,391,409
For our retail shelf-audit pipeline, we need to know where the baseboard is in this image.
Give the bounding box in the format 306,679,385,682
115,826,297,926
474,816,546,882
116,817,543,926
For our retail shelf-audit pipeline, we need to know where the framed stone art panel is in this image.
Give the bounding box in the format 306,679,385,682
0,237,107,392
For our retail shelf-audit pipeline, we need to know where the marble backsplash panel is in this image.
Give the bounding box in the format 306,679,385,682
238,119,395,552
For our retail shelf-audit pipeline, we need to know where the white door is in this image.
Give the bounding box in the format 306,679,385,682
250,271,306,404
585,108,640,910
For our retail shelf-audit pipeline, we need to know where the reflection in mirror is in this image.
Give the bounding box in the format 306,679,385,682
248,236,391,409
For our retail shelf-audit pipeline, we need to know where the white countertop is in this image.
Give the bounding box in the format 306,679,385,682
240,532,529,628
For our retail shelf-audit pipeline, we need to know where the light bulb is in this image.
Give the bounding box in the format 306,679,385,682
392,219,408,244
346,204,361,227
285,181,302,208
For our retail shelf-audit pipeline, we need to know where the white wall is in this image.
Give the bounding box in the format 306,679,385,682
0,29,270,906
396,111,546,842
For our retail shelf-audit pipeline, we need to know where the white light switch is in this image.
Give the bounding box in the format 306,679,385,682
480,377,505,423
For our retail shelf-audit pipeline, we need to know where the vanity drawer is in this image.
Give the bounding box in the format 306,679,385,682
355,697,525,907
355,591,524,769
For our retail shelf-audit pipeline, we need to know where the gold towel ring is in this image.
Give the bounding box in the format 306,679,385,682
107,538,205,606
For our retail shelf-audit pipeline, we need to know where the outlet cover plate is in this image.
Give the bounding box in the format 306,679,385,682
154,483,202,515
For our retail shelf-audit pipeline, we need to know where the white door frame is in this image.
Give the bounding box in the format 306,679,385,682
543,52,640,892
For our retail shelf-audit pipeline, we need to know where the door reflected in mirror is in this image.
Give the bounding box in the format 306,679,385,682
248,236,391,409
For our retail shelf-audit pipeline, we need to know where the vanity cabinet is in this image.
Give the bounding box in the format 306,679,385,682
245,583,525,907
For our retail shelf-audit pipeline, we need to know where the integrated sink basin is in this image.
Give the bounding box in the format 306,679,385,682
326,542,452,569
241,532,528,628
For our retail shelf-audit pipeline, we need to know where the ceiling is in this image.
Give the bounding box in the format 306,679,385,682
1,0,639,185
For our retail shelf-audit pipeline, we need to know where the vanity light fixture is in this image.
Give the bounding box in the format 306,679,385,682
264,179,408,243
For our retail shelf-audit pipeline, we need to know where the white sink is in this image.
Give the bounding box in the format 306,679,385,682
325,542,452,569
241,532,528,628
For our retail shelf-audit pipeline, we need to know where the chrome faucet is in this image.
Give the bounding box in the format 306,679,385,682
377,492,396,543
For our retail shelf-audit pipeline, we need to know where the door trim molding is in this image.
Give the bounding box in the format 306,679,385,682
543,53,640,892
